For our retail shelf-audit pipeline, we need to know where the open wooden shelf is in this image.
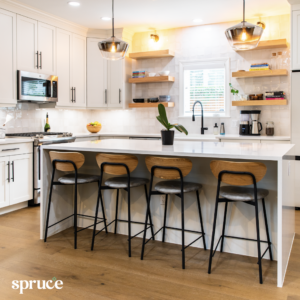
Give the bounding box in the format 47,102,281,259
236,39,288,52
129,102,175,108
129,49,175,59
129,76,175,84
232,69,288,78
232,100,287,106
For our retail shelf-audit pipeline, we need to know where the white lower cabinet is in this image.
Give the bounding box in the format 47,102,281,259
0,151,33,208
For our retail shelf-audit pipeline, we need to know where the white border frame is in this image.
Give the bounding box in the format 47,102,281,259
179,58,231,118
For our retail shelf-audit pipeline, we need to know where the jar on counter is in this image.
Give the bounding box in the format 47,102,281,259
266,121,274,136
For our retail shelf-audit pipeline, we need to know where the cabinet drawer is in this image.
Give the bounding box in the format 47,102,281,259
0,142,33,157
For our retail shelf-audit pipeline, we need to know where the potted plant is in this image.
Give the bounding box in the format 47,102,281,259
229,83,239,101
156,104,188,145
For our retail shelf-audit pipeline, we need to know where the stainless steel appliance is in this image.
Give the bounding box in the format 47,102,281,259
250,110,263,135
6,132,75,205
17,71,58,103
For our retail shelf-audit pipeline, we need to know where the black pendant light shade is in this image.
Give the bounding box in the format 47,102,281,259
225,0,264,51
98,0,129,60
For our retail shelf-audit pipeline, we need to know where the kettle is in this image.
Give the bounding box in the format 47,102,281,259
250,120,263,135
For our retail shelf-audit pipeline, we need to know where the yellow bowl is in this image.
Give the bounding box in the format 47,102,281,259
86,124,102,133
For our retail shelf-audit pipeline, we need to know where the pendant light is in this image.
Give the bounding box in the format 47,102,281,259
98,0,129,60
225,0,264,51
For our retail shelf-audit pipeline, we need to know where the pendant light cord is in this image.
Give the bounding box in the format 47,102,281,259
112,0,115,37
243,0,245,22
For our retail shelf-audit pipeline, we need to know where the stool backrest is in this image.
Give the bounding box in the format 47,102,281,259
96,153,138,175
145,156,192,179
49,151,85,171
210,160,267,186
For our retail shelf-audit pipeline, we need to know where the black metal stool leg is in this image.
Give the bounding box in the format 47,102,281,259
144,185,155,240
99,188,108,234
181,192,185,269
262,198,273,261
128,187,131,257
208,198,219,274
91,183,101,251
44,168,55,242
254,197,263,284
196,190,206,250
220,201,228,253
162,194,168,243
114,189,119,234
141,191,151,260
74,182,78,250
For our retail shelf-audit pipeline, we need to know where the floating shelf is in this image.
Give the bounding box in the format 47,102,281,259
232,69,288,78
236,39,288,52
129,102,175,108
232,100,287,106
129,49,175,59
129,76,175,84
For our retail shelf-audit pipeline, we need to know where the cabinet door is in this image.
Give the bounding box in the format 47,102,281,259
108,60,123,108
16,15,38,73
87,38,108,108
0,157,10,208
38,22,56,75
10,154,33,205
56,28,72,107
72,34,86,107
0,9,16,106
293,10,300,70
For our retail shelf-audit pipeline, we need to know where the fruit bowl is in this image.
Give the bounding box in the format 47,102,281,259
86,122,102,133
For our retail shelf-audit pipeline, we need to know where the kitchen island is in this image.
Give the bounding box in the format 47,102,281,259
40,139,295,287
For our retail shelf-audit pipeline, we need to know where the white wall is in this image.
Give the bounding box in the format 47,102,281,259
1,14,291,136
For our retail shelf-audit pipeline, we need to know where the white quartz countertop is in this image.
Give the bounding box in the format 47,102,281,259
42,139,294,161
0,138,33,145
74,132,290,141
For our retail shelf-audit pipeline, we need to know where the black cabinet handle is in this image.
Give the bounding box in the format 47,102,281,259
7,161,10,183
119,89,121,104
105,89,107,104
11,161,14,182
71,87,74,102
2,148,19,152
36,51,39,69
74,87,76,103
39,52,42,69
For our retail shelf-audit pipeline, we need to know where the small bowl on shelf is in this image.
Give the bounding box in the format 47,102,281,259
86,124,102,133
158,71,170,76
159,95,171,102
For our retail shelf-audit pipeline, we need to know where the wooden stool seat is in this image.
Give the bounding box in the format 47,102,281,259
154,181,202,194
104,177,149,189
58,174,100,185
220,186,269,201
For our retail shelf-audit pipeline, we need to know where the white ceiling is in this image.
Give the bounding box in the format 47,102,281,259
15,0,290,32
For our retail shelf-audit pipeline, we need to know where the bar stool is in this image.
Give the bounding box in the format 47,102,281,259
208,160,273,284
44,151,107,249
141,156,206,269
91,153,155,257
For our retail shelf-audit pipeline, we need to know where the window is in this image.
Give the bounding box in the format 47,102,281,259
179,58,230,117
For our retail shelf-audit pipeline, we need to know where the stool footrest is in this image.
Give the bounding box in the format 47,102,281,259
181,235,204,250
48,214,74,228
128,226,152,240
77,220,104,233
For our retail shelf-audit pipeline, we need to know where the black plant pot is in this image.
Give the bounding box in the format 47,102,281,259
161,130,174,145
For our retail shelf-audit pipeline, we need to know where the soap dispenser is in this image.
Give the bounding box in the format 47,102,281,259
213,123,218,135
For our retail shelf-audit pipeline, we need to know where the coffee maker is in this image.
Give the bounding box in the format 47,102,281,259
250,110,263,135
239,110,263,135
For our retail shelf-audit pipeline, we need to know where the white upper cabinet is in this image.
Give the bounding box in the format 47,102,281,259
56,28,72,107
87,38,107,108
86,37,132,109
292,10,300,70
16,15,38,73
0,9,16,107
72,34,86,107
38,22,56,75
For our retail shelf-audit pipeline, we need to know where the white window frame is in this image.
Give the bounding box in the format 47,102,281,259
179,58,231,118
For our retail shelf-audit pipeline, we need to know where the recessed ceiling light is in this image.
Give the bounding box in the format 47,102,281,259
68,2,80,7
101,17,111,21
193,19,203,23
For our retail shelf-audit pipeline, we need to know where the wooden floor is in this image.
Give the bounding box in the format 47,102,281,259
1,208,300,300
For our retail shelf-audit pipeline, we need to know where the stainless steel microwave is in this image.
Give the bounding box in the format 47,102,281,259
17,70,58,103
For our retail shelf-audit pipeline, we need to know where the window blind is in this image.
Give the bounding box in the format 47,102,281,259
184,68,225,114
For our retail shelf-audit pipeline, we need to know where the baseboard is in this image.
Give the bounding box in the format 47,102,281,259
0,202,28,215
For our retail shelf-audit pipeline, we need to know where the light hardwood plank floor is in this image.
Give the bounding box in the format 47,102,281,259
0,207,300,299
